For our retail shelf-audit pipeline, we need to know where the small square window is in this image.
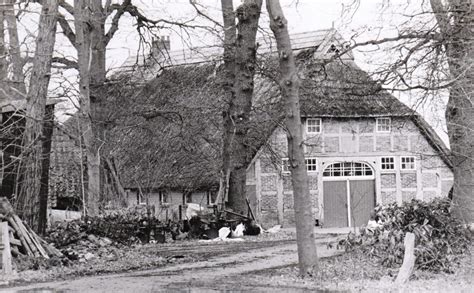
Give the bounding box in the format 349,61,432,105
305,158,318,172
159,190,169,204
282,158,290,173
306,118,321,134
401,156,416,170
381,157,395,170
138,193,147,205
376,118,391,132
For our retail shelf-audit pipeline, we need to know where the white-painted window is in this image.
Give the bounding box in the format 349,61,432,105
376,117,391,132
323,162,373,177
381,157,395,170
282,158,318,172
306,118,322,134
138,192,147,205
401,156,416,170
305,158,318,172
282,158,290,173
159,190,169,204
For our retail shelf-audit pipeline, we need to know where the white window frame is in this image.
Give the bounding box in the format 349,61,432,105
138,192,147,205
376,117,391,133
305,157,318,172
380,156,395,171
306,118,322,134
281,158,290,174
159,190,169,204
322,162,374,178
401,156,416,170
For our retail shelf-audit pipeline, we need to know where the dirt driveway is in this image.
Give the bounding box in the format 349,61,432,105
4,235,343,292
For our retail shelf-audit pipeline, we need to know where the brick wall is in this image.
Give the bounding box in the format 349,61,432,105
250,117,453,227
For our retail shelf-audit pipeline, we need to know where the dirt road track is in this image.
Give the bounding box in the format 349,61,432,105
4,236,343,292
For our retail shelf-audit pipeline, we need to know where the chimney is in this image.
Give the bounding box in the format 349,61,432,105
151,36,170,57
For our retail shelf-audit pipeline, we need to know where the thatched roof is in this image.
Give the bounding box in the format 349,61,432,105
101,29,451,190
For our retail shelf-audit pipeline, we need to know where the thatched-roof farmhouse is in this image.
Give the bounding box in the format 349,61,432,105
61,29,453,227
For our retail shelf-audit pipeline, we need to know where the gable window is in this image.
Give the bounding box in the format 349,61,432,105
381,157,395,170
401,156,416,170
376,118,391,132
306,118,322,134
282,158,290,173
305,158,318,172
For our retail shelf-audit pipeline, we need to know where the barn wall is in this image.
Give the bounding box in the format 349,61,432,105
249,117,453,228
125,189,213,222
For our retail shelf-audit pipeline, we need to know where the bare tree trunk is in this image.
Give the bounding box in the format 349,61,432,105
17,0,58,232
0,2,6,84
90,0,106,86
75,0,99,216
4,0,25,94
267,0,319,277
431,0,474,224
219,0,236,209
220,0,262,214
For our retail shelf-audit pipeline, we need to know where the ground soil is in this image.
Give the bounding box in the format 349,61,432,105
1,231,472,292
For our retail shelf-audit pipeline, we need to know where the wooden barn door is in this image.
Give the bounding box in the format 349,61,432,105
350,180,375,227
323,162,375,228
323,181,348,228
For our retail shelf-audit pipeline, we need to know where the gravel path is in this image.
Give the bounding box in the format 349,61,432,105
4,236,343,292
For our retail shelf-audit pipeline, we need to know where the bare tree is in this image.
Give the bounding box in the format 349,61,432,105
266,0,319,276
17,0,58,233
429,0,474,224
220,0,263,214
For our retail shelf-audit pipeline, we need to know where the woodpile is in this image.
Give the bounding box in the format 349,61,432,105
0,198,62,275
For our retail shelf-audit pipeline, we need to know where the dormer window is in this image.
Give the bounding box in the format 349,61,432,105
376,118,391,132
306,118,321,134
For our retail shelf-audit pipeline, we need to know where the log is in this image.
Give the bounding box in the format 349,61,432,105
37,237,62,258
9,238,21,246
6,216,33,256
13,215,41,258
1,222,13,275
395,232,416,284
25,225,49,259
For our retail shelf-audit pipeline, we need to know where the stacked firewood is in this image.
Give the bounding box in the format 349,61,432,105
0,198,62,260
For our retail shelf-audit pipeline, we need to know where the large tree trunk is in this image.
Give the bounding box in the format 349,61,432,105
219,0,236,209
75,0,99,216
4,0,25,94
221,0,262,214
431,0,474,224
267,0,319,277
0,2,6,84
17,0,58,232
90,0,106,86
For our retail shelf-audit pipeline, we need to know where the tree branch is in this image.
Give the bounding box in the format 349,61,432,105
104,0,131,45
52,56,78,69
57,12,76,48
59,0,74,16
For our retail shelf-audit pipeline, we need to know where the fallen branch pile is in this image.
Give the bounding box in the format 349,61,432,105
0,198,62,263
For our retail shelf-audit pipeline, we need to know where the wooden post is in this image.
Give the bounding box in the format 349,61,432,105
395,232,416,284
1,221,13,275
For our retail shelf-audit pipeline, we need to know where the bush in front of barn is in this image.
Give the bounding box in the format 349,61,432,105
339,198,471,273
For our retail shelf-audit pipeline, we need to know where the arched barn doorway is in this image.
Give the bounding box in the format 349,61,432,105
322,162,375,227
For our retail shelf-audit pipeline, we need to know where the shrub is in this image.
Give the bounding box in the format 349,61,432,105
47,207,165,247
339,198,471,273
